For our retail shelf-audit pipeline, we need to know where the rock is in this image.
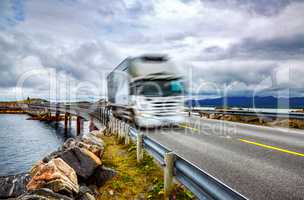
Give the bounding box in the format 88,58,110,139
79,185,95,195
17,188,73,200
290,119,304,129
62,138,104,159
89,127,105,138
27,158,79,195
87,185,98,195
89,122,99,132
83,134,105,156
59,146,102,180
209,114,221,119
86,166,116,187
42,150,61,163
76,186,96,200
79,193,96,200
243,117,260,123
0,173,31,199
62,138,77,150
222,115,240,121
82,133,105,149
77,140,104,159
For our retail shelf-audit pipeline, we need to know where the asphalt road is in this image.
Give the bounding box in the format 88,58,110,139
144,117,304,200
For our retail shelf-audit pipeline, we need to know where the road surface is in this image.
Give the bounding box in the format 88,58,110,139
144,117,304,200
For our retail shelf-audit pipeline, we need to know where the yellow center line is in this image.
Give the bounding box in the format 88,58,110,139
179,124,199,132
239,139,304,157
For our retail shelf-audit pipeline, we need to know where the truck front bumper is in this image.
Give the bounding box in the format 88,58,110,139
135,114,184,128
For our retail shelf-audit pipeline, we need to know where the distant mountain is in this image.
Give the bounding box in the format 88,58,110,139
186,96,304,109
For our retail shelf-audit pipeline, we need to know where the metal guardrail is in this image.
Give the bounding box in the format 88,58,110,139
29,103,248,200
174,155,246,200
129,127,138,141
186,108,304,120
143,135,170,166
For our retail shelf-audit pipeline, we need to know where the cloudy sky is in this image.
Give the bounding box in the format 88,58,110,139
0,0,303,101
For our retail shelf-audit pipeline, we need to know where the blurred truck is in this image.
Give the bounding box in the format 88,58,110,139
107,54,185,127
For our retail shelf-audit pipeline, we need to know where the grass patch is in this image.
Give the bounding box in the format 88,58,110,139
97,135,195,200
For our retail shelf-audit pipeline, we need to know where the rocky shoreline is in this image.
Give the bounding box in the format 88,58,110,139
204,113,304,129
0,110,27,114
0,128,116,200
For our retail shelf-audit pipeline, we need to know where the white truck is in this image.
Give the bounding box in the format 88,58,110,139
107,54,185,127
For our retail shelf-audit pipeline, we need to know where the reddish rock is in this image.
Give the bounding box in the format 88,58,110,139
26,158,79,195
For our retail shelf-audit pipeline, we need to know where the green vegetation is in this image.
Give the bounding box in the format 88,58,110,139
98,135,195,200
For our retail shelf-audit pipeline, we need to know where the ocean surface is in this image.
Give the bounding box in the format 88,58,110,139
0,114,88,176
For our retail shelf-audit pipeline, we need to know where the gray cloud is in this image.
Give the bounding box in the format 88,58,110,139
201,0,300,16
0,0,304,100
199,34,304,61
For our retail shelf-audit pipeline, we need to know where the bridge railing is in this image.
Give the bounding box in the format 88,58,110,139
97,108,248,200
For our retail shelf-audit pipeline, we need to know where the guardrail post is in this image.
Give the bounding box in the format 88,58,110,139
136,133,143,162
100,108,103,125
115,119,118,136
111,119,114,134
113,119,116,135
124,124,130,145
117,121,122,143
119,121,123,140
164,152,174,197
112,119,114,133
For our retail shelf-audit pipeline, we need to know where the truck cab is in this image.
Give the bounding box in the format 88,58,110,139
107,54,185,127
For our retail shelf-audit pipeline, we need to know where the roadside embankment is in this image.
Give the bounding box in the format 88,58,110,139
97,135,194,200
203,113,304,129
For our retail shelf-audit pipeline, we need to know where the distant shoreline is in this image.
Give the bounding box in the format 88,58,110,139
0,110,27,114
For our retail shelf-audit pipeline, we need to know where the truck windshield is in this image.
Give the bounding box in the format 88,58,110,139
131,79,184,97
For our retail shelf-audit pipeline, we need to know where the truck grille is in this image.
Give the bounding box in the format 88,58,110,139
147,96,184,116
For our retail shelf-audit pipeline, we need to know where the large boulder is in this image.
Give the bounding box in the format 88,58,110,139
17,188,73,200
62,138,104,159
86,166,116,187
0,173,31,199
83,132,105,149
26,158,79,195
59,146,102,180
